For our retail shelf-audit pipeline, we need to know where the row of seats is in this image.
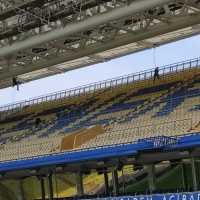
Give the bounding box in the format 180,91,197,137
0,68,199,161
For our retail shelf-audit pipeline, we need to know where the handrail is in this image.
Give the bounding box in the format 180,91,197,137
0,57,199,113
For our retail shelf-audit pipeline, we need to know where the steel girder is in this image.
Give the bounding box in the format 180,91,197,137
0,0,200,89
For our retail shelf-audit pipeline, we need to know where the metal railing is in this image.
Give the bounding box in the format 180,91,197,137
0,57,200,114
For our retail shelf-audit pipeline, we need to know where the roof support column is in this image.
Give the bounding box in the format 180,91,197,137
181,162,187,191
104,171,109,195
16,180,25,200
48,173,54,200
76,172,84,196
146,164,156,193
112,168,119,196
191,157,198,191
38,176,46,200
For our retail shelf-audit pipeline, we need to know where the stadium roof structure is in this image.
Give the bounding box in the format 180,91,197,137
0,0,200,89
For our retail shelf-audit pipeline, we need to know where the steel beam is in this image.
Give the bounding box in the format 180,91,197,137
0,0,173,57
0,0,113,40
1,12,200,80
0,0,51,21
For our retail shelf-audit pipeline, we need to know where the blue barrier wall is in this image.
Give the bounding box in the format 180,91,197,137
0,133,200,173
83,192,200,200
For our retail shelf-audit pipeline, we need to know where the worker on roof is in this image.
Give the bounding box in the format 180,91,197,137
153,67,160,82
12,76,21,91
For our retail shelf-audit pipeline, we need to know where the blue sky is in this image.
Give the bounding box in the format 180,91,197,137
0,35,200,106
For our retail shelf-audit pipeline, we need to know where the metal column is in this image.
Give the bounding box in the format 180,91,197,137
181,163,187,190
146,164,156,193
0,0,172,57
39,177,46,200
76,172,84,196
112,169,119,196
17,180,25,200
104,171,109,195
191,157,198,191
48,174,54,200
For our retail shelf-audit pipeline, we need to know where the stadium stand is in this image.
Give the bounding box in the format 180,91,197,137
1,58,200,200
0,58,200,162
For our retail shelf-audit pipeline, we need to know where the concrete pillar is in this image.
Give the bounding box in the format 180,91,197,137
112,169,119,196
48,174,54,200
76,172,84,196
39,177,46,200
191,157,198,191
181,163,187,190
17,180,25,200
121,167,125,194
104,172,109,195
146,164,156,193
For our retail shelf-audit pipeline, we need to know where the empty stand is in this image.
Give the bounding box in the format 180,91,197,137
0,58,200,162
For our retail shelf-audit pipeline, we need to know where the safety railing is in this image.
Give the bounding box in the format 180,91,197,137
0,57,200,113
